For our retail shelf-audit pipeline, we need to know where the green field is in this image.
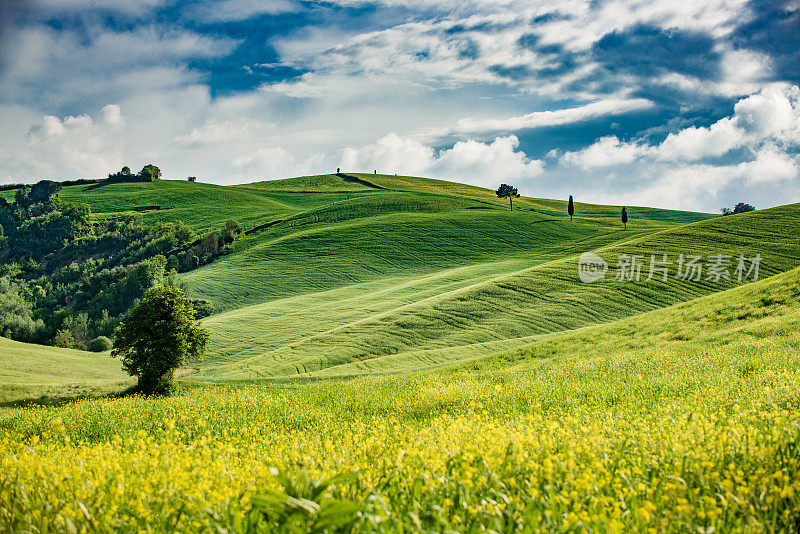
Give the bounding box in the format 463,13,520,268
2,174,799,532
0,337,131,406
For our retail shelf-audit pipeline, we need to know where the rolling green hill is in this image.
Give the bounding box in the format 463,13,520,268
9,172,792,391
193,203,799,380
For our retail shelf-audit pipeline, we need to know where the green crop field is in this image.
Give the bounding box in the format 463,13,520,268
1,174,798,532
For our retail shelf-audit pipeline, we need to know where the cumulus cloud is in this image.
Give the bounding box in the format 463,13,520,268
561,136,644,169
733,85,797,137
341,134,435,176
561,85,800,168
341,134,542,187
737,144,798,184
0,105,125,181
433,136,544,183
655,117,743,161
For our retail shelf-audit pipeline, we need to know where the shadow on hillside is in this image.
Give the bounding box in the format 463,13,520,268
82,180,116,191
82,179,154,191
336,173,387,190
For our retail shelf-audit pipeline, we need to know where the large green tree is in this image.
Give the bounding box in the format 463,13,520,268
139,164,162,182
496,184,520,211
112,286,209,394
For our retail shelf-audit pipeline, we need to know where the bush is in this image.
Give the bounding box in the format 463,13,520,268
53,329,75,348
88,336,113,352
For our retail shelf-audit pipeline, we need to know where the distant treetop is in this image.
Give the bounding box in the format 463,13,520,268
107,164,162,183
721,203,756,216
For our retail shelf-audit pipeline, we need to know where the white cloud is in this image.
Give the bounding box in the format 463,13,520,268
432,135,544,184
733,85,796,137
0,25,238,110
737,145,798,184
561,136,643,169
0,105,125,181
30,0,168,15
341,134,542,188
655,117,742,161
560,85,800,169
341,133,434,176
657,84,800,161
192,0,301,22
233,146,295,177
267,0,769,105
454,98,654,134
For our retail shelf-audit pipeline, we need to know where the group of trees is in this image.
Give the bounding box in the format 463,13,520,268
0,179,237,353
500,184,755,228
107,164,162,183
498,185,630,228
721,203,755,215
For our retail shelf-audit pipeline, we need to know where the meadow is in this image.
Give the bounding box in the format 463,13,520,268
0,338,130,406
1,174,798,532
1,266,799,532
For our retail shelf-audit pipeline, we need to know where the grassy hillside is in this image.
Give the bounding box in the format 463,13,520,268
56,180,294,232
240,173,716,222
185,206,672,312
1,174,797,532
0,173,737,387
194,203,799,380
0,337,131,405
2,267,798,532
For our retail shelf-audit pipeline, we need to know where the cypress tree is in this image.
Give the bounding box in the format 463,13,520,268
621,206,628,230
568,195,574,222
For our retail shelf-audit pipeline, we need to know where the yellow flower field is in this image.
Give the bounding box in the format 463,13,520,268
2,336,799,532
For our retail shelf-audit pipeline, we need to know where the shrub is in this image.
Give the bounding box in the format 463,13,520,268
53,329,75,348
88,336,113,352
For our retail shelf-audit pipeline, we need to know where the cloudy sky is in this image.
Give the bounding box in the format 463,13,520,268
0,0,798,211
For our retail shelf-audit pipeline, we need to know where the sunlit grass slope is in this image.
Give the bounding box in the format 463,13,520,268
240,173,716,223
186,204,672,313
194,203,800,380
0,337,131,404
2,268,798,532
54,180,294,232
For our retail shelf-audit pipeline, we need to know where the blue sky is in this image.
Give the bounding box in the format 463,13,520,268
0,0,798,211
